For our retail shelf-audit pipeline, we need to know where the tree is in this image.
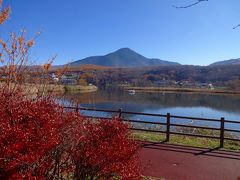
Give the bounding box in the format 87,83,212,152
0,1,141,179
78,77,88,86
0,5,67,177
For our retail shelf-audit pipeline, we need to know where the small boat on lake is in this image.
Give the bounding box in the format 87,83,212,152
127,89,136,94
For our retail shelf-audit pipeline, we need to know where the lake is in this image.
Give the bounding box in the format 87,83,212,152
61,88,240,131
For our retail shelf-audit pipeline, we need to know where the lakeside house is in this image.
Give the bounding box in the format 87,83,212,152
61,74,79,85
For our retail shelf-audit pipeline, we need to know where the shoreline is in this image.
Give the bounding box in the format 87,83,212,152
0,83,98,94
63,84,98,93
124,86,240,95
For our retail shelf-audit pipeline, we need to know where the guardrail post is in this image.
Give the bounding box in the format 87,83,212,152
166,113,171,142
220,117,225,148
76,104,79,113
118,108,123,119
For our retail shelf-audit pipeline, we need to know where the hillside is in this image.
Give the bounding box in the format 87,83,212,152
69,48,181,68
67,64,112,71
209,58,240,66
52,64,240,89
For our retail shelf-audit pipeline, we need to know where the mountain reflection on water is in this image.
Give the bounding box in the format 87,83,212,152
61,88,240,130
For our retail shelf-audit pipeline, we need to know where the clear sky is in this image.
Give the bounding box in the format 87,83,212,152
1,0,240,65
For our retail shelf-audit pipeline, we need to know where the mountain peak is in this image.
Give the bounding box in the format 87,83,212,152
116,47,133,52
111,48,141,56
70,48,181,68
210,58,240,66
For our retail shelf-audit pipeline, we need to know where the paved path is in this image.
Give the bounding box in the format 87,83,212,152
140,142,240,180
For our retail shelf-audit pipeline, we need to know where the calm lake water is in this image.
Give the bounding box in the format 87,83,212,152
61,88,240,131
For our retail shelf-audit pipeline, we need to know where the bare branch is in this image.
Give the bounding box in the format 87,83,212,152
233,24,240,29
173,1,240,30
172,0,208,9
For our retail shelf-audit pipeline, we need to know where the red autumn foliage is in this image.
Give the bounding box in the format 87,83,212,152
0,89,141,179
0,89,65,179
69,118,141,179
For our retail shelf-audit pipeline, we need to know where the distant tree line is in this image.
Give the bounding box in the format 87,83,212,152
57,65,240,89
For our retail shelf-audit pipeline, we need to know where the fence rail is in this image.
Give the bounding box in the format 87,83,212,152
64,106,240,148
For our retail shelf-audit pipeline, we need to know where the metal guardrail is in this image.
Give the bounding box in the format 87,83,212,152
64,106,240,148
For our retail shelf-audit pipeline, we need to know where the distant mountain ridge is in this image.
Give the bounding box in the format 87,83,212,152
210,58,240,66
69,48,181,68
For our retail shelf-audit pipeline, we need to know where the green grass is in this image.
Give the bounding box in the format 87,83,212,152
131,131,240,152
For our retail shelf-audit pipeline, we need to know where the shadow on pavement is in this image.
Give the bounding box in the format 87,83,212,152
141,141,240,160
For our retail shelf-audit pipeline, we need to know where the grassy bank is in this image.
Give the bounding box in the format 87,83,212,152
64,84,97,92
131,131,240,152
124,86,240,95
39,84,98,93
0,83,98,94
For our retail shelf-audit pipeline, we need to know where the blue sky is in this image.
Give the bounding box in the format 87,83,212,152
1,0,240,65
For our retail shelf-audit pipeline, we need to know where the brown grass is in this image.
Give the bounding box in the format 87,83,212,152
124,86,240,95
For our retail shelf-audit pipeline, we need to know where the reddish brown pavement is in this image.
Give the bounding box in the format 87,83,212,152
140,142,240,180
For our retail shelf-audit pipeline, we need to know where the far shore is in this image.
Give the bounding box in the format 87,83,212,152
124,86,240,95
0,83,98,94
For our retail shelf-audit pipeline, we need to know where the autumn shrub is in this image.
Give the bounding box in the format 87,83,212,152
0,90,141,179
68,118,141,179
0,89,66,179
